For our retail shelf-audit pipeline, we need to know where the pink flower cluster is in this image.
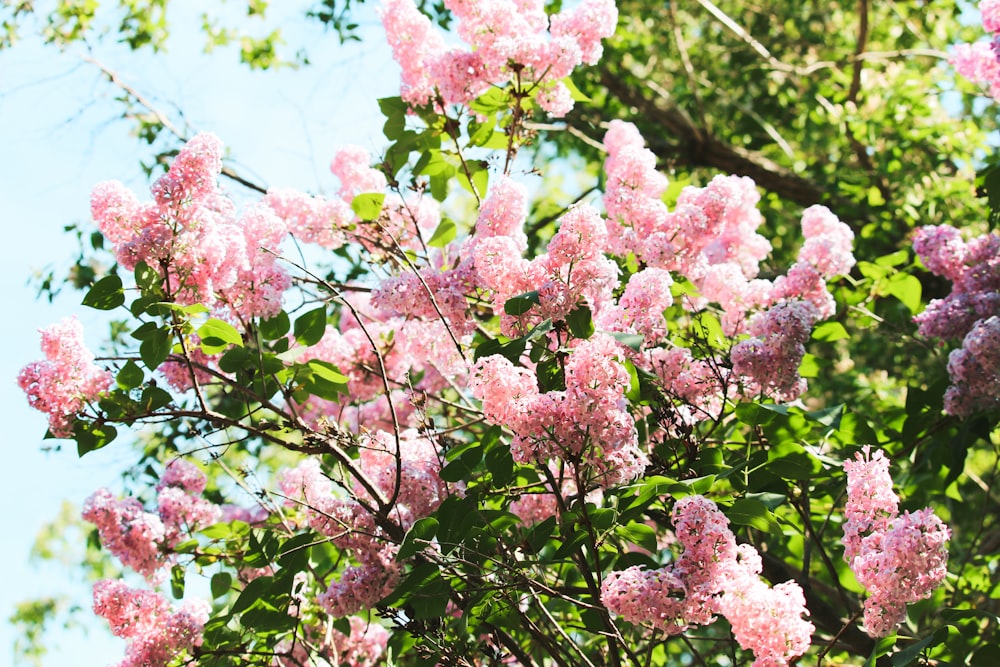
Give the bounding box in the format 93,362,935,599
156,459,223,546
291,295,469,434
596,267,674,345
83,459,219,580
913,225,1000,341
472,333,647,486
18,317,112,438
943,316,1000,415
599,121,853,402
952,1,1000,101
730,300,819,402
843,447,950,637
93,579,210,667
912,225,1000,415
91,133,290,320
474,201,618,337
380,0,617,115
601,495,814,667
279,430,452,619
267,145,440,258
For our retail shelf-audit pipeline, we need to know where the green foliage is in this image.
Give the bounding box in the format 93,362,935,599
11,1,1000,666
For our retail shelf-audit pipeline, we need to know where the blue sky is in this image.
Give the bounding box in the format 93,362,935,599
1,4,397,664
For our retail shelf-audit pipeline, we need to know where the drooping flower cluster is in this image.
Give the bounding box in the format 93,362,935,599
92,579,210,667
913,225,1000,340
601,495,814,667
943,316,1000,415
730,300,819,402
472,333,647,487
599,122,853,402
952,0,1000,101
91,133,291,319
912,225,1000,415
843,447,950,637
17,317,112,438
380,0,617,115
83,459,219,581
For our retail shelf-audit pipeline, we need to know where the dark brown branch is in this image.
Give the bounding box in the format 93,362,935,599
596,67,829,209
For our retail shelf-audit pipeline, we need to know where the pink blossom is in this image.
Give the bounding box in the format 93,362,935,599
18,317,112,438
943,315,1000,416
380,0,446,106
798,205,855,277
913,224,968,282
842,446,899,564
602,495,814,666
91,134,292,319
475,175,529,248
951,41,1000,102
843,447,950,637
982,0,1000,34
913,227,1000,341
716,545,814,667
319,552,401,618
549,0,618,65
264,187,352,249
331,145,388,198
93,580,209,667
597,267,674,344
381,0,616,116
731,300,819,401
83,488,166,580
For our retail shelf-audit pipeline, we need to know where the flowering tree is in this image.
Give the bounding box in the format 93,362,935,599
13,1,1000,666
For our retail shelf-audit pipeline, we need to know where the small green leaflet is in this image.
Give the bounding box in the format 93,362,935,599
351,192,386,221
198,318,244,354
82,274,124,310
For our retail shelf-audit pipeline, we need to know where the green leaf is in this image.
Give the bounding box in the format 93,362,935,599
726,498,777,532
864,634,897,667
606,331,644,352
470,87,509,115
351,192,386,221
300,359,349,401
566,305,594,339
562,76,591,102
468,117,496,147
170,564,185,599
427,218,457,247
116,360,144,390
735,402,787,426
75,421,117,457
804,404,844,428
198,319,244,353
82,274,124,310
615,522,658,553
812,321,849,341
219,346,251,374
398,517,439,560
623,359,641,401
293,307,327,346
504,291,539,316
232,576,273,615
139,386,173,412
258,311,290,340
140,327,172,370
211,572,233,599
891,632,940,667
887,273,922,314
134,260,161,293
485,441,514,486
